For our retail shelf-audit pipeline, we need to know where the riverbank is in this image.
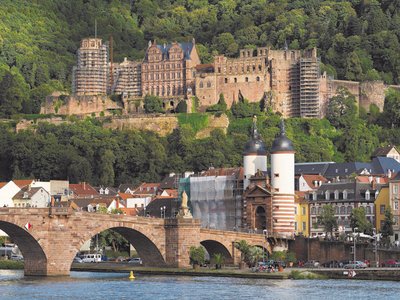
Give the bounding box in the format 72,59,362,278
0,260,24,270
71,263,291,279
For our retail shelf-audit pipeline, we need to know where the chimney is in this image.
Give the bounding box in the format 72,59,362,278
83,182,86,190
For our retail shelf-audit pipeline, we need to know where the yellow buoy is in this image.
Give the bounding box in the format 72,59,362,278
129,270,135,280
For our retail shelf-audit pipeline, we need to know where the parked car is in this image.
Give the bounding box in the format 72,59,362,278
321,260,340,268
303,260,320,268
82,253,102,263
73,256,83,263
381,259,400,267
343,261,367,269
128,258,143,265
10,254,24,261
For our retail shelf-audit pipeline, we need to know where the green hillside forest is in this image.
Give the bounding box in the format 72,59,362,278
1,0,400,185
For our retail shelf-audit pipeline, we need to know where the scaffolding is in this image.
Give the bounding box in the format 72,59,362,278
72,38,109,95
299,56,320,118
178,172,243,231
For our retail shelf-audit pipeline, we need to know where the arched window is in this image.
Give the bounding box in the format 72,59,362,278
325,190,330,200
207,81,211,88
312,191,317,200
365,190,370,200
245,77,249,82
199,81,204,88
334,190,339,200
366,205,372,214
343,190,348,200
256,76,260,82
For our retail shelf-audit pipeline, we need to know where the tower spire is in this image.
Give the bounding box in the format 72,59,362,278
279,119,286,136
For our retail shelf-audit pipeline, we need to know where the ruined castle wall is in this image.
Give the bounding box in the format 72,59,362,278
331,80,360,99
41,95,123,116
360,81,385,111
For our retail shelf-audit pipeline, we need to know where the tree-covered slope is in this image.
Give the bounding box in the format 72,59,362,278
2,1,400,117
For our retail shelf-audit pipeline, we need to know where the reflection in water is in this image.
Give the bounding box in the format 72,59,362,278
0,270,400,300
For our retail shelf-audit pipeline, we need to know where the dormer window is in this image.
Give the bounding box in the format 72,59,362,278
325,190,330,200
23,192,29,199
334,190,339,200
343,190,348,200
312,192,317,200
365,190,370,200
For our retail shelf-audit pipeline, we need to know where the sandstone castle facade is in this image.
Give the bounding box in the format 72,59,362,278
71,37,390,118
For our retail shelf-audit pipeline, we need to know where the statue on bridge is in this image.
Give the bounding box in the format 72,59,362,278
177,190,192,219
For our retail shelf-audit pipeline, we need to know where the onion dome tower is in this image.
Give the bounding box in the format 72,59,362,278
270,119,295,237
243,116,267,190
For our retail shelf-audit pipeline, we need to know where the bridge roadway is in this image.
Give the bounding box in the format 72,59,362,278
0,208,268,276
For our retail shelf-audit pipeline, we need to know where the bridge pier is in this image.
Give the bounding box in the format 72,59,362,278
165,218,201,268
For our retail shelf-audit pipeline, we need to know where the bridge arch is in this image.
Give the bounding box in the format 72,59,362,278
0,221,47,276
200,239,233,264
76,226,166,267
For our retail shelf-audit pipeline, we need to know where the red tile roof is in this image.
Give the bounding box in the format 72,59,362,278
69,182,98,197
118,192,133,201
302,174,327,189
13,179,34,188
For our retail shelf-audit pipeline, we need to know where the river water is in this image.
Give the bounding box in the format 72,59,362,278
0,270,399,300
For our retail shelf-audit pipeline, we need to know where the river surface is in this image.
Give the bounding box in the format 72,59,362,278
0,270,399,300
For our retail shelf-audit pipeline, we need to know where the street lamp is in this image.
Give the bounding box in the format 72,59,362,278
373,228,379,267
263,229,268,263
353,227,358,262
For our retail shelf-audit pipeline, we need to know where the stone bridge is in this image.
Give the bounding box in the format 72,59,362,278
0,208,268,276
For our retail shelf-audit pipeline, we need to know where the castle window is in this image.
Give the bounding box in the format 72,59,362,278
247,66,250,72
224,78,228,84
199,82,204,89
207,81,211,88
234,78,237,83
229,67,232,73
177,72,180,78
245,77,249,82
274,173,279,177
258,65,262,71
253,65,256,71
256,76,260,82
218,67,221,73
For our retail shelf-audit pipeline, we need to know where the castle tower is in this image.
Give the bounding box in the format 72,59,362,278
72,38,109,95
243,116,267,190
270,119,295,237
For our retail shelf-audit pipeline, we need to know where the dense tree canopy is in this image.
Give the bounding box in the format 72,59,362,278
2,0,400,116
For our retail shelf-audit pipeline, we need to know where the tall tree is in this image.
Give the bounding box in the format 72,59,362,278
317,204,337,238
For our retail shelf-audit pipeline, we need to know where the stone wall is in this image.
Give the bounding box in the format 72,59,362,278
360,81,385,111
103,115,179,136
290,236,400,265
41,95,123,116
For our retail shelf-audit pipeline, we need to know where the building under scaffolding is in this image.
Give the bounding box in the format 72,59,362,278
178,168,243,231
72,38,109,95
